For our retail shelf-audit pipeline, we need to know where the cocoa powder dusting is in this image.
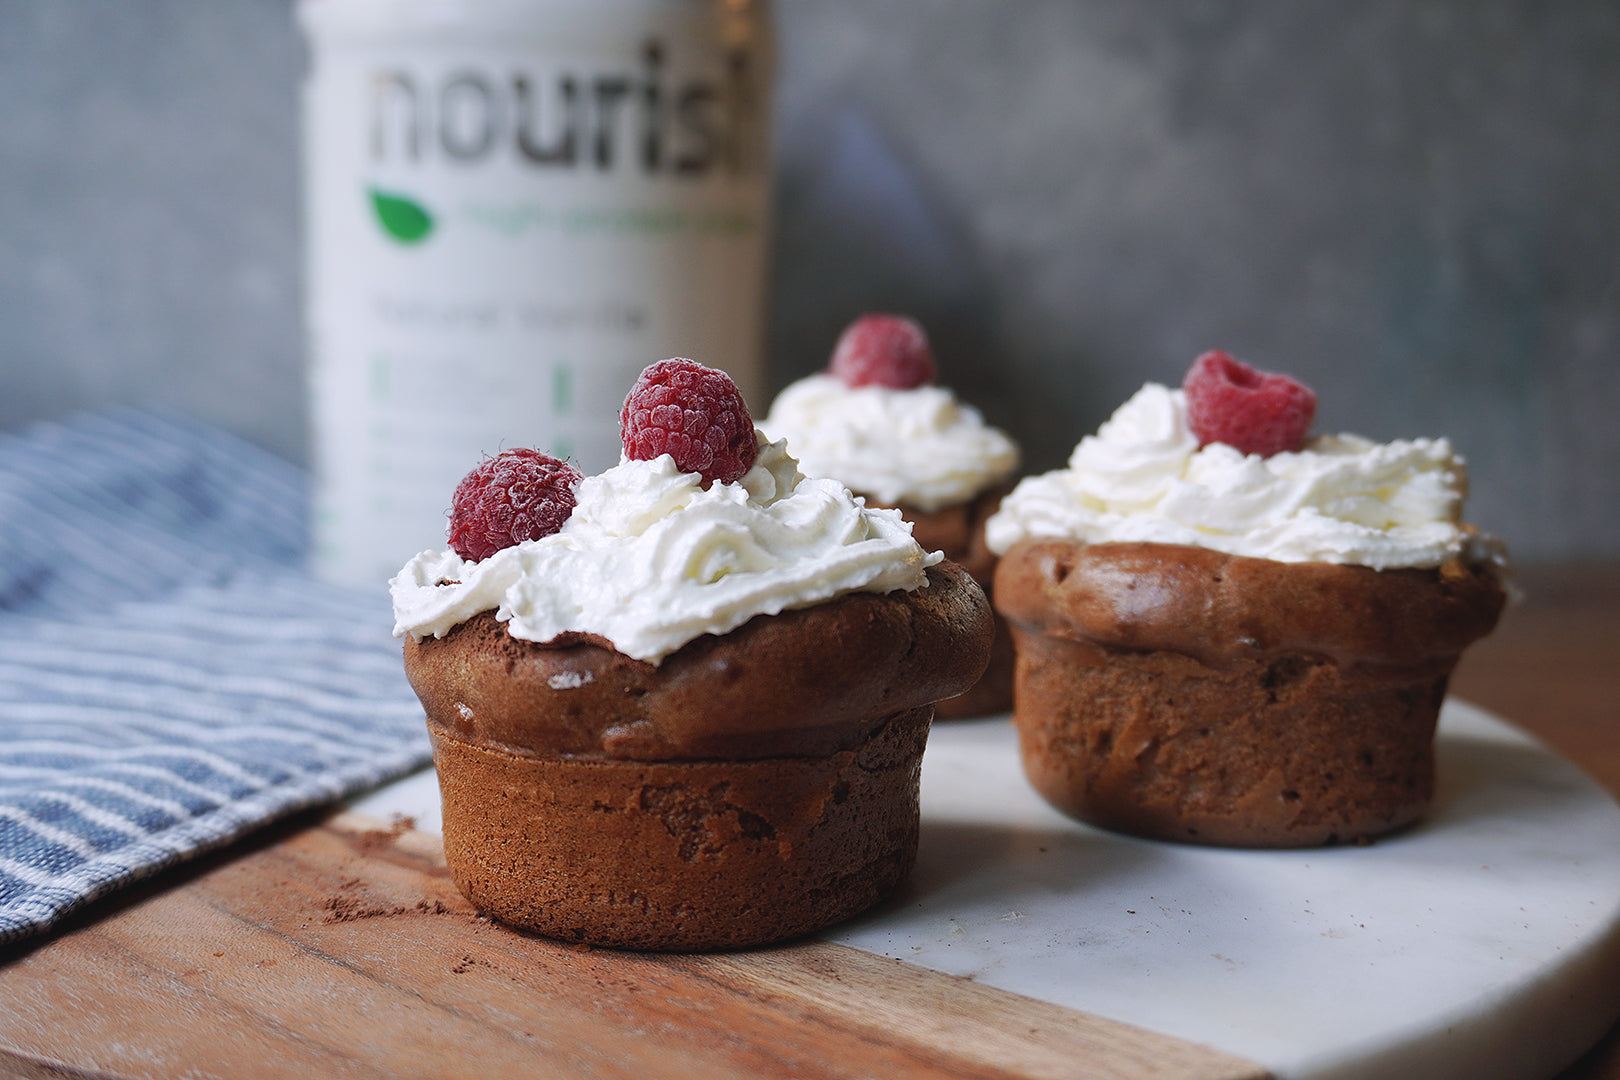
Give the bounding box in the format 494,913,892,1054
320,871,461,923
352,814,418,855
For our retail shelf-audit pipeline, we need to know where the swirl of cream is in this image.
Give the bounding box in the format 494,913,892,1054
391,434,941,663
760,373,1019,512
985,383,1482,570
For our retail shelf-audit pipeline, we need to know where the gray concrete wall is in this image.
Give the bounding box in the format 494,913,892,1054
2,1,1616,560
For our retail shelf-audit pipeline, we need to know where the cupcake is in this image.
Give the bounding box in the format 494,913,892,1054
985,351,1507,848
761,314,1020,717
392,359,992,949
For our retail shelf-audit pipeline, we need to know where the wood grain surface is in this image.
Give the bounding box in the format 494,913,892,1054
0,812,1267,1080
2,561,1614,1080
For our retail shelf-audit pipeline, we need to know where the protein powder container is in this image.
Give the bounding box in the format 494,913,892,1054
299,0,773,586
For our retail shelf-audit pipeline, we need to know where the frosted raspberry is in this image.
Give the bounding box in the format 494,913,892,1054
828,313,937,389
448,448,582,562
1182,350,1317,457
619,358,757,486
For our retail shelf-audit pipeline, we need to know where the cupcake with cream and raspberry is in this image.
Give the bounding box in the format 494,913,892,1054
761,314,1021,717
985,351,1507,848
392,359,992,950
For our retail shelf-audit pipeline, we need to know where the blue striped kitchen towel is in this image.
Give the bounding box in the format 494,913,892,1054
0,410,430,945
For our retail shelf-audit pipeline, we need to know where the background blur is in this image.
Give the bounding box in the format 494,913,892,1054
1,1,1615,561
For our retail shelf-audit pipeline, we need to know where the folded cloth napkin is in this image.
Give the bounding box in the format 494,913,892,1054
0,410,429,945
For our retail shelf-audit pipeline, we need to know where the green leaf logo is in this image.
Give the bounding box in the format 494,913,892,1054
369,188,434,244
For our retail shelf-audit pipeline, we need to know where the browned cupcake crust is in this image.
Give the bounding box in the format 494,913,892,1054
994,539,1506,848
881,484,1015,718
405,562,992,950
405,561,992,761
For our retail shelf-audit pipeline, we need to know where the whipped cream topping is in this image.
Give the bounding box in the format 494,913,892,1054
985,383,1485,570
760,373,1020,512
391,434,941,663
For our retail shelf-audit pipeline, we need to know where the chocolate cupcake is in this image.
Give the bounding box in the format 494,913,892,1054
393,360,992,948
985,352,1508,848
995,540,1503,847
762,314,1020,718
408,560,987,950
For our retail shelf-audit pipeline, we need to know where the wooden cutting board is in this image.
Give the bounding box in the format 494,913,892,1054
0,810,1269,1080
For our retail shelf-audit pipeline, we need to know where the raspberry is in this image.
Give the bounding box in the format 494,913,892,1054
1182,350,1317,457
619,358,757,486
827,313,937,389
448,448,582,562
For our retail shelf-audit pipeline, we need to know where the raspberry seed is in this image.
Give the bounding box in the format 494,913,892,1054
448,448,582,562
620,358,757,486
1182,350,1317,457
